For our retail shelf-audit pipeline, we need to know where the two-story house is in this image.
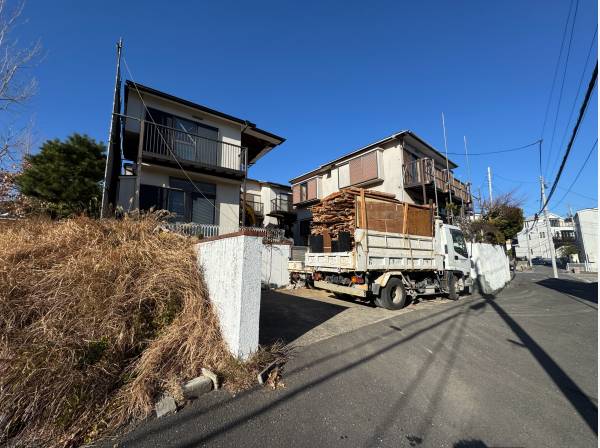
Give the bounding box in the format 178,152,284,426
289,130,471,245
115,81,285,235
242,179,294,235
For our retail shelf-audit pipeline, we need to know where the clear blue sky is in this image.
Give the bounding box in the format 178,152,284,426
14,0,599,217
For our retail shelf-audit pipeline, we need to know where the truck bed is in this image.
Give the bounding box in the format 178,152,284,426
305,228,438,273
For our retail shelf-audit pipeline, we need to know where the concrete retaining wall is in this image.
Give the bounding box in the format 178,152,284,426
469,243,511,295
196,235,262,360
261,243,291,288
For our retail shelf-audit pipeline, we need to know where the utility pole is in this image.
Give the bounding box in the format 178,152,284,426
487,166,493,205
441,113,453,219
101,38,123,218
540,176,558,278
463,136,474,219
525,220,532,267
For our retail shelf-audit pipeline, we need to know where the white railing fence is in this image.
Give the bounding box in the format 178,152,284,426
164,222,286,242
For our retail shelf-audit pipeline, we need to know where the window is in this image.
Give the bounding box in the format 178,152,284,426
349,151,378,185
170,177,217,225
539,232,545,238
449,228,468,258
293,178,319,204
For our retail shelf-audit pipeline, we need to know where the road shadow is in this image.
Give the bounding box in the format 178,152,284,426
259,290,347,345
453,440,489,447
536,278,598,304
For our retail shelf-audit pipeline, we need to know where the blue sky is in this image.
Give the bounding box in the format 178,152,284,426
12,0,599,217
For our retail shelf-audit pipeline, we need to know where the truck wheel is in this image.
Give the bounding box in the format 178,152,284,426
448,274,459,301
375,277,407,310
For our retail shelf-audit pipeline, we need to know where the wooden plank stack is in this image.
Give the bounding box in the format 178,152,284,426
310,187,434,248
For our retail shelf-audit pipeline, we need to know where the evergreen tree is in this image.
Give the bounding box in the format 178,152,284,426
16,134,105,217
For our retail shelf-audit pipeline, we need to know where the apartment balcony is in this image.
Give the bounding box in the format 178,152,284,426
246,198,264,216
138,121,246,178
268,197,294,218
403,158,471,204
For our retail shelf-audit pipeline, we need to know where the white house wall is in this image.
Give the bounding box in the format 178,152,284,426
575,209,598,270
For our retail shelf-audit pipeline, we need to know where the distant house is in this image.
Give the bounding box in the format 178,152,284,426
288,130,472,245
514,213,576,260
114,81,285,235
573,208,598,271
242,179,294,235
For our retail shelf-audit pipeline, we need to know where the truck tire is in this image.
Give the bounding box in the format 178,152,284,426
448,274,459,301
375,277,407,310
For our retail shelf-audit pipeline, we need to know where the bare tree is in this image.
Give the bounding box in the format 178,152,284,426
0,0,40,165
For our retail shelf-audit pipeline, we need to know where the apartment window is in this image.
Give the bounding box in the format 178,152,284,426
349,151,378,185
170,177,216,225
539,232,545,238
292,178,319,204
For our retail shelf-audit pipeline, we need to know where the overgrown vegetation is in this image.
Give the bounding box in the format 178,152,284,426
458,192,524,245
0,214,284,447
15,134,106,218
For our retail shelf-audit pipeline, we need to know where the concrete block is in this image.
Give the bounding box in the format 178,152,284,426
155,394,177,418
182,375,213,399
196,235,262,360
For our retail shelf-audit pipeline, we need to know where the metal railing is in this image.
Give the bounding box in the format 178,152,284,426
142,121,245,172
246,199,264,215
271,197,292,213
239,226,286,243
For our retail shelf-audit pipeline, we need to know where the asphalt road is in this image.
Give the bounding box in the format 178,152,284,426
114,267,597,448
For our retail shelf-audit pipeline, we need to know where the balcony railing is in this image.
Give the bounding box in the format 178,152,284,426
246,199,264,215
403,158,471,203
141,121,245,173
271,197,292,213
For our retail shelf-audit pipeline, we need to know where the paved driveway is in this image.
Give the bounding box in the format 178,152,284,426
115,268,598,447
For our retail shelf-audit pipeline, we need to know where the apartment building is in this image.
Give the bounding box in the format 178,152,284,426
243,179,294,234
289,130,472,245
514,213,576,260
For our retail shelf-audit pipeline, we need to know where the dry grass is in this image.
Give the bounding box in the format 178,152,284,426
0,215,284,447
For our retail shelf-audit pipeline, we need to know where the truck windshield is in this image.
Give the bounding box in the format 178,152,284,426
450,229,468,258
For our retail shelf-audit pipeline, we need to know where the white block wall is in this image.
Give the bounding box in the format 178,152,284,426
261,243,291,288
469,243,511,295
196,235,262,360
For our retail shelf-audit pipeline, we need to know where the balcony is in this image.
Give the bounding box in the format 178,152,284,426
271,197,293,213
245,196,264,216
140,121,246,177
403,158,471,204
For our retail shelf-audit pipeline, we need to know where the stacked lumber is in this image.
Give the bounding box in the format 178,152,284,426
310,187,434,246
310,190,357,238
310,187,399,239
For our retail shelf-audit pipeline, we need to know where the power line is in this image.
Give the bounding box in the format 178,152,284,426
540,0,575,141
538,61,597,216
445,140,540,156
545,0,580,178
550,25,598,179
552,139,598,208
